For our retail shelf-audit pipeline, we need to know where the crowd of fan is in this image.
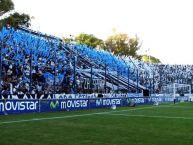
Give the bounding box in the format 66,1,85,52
127,57,193,93
0,27,76,95
0,27,192,95
151,64,193,93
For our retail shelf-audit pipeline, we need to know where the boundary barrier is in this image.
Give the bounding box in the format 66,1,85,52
0,96,189,115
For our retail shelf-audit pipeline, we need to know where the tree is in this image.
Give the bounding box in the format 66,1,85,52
142,54,161,63
0,0,14,16
62,35,74,43
0,0,30,29
105,33,141,58
0,12,30,28
75,33,105,49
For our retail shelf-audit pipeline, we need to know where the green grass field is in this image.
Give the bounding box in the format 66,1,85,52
1,102,193,145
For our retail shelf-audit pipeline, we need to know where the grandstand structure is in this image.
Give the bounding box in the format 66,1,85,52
0,26,192,99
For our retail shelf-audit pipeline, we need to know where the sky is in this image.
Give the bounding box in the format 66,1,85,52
12,0,193,65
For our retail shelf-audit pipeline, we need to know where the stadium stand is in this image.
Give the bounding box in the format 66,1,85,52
0,26,192,99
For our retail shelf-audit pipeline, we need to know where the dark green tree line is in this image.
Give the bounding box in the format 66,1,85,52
0,0,30,29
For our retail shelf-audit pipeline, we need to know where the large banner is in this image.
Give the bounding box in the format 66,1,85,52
0,94,98,99
0,96,189,115
0,100,39,114
0,94,191,101
40,98,123,112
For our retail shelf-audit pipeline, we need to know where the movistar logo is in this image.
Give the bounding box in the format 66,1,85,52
50,100,59,109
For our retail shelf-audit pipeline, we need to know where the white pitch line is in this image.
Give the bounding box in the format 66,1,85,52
108,113,193,120
163,106,193,109
0,106,156,125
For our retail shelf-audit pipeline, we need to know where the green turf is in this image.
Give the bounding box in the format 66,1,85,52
1,102,193,145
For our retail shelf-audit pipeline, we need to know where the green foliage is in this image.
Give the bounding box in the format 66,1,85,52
0,0,14,15
75,33,105,49
142,54,161,63
0,0,30,29
0,12,30,28
62,36,74,43
64,32,160,63
105,33,141,58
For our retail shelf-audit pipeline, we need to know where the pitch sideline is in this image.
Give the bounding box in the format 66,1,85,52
0,105,191,125
0,106,156,125
108,113,193,120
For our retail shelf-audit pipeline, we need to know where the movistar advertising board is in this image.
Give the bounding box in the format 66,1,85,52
128,97,155,104
40,99,89,112
0,96,189,115
60,99,89,110
89,98,123,108
40,98,123,112
0,100,39,114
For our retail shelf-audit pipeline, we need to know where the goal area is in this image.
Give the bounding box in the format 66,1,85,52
161,83,191,99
